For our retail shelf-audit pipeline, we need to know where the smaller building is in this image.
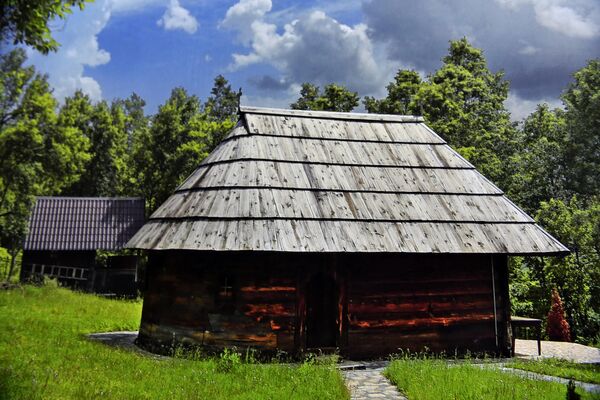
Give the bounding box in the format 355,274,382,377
21,197,145,296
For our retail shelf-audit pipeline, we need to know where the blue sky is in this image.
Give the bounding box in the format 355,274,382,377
27,0,600,120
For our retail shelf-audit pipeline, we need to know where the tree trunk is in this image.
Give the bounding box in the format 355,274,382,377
5,248,19,282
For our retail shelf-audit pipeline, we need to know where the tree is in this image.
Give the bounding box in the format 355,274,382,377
291,83,359,112
111,93,150,198
204,75,239,122
364,70,422,115
562,59,600,198
508,104,569,214
60,93,127,197
203,75,239,150
138,88,212,211
0,0,88,54
112,92,148,152
547,288,571,341
0,49,89,280
534,197,600,340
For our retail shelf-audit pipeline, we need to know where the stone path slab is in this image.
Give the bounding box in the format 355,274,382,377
515,339,600,363
342,362,406,400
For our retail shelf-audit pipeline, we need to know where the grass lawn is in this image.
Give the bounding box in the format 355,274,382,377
0,285,348,400
508,358,600,384
385,358,596,400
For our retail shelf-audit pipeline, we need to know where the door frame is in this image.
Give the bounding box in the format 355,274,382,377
295,254,347,354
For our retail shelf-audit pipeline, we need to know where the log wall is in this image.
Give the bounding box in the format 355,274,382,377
345,254,510,358
138,251,511,358
138,251,299,352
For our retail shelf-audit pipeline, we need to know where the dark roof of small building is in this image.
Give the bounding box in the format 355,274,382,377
24,197,145,251
126,106,568,255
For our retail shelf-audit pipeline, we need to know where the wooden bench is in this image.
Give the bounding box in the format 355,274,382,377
511,316,542,356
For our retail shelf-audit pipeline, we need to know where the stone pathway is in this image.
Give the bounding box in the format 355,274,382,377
515,339,600,363
341,362,407,400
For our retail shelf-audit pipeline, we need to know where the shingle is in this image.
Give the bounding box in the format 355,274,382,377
24,197,145,251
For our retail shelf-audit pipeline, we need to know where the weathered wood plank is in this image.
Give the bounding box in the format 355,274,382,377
129,220,567,254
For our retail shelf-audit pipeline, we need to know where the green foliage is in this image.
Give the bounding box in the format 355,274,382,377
0,49,89,281
0,0,89,54
133,87,232,211
508,257,541,316
291,83,359,112
508,104,569,214
61,92,128,197
508,358,600,385
535,198,600,340
364,70,421,115
511,197,600,342
0,285,348,399
562,59,600,197
385,357,591,400
203,75,240,150
507,60,600,344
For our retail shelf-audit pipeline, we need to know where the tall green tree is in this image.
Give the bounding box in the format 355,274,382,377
61,93,127,197
508,104,569,214
364,70,422,115
0,0,89,54
112,93,148,152
0,49,89,280
138,87,211,211
112,93,150,197
291,83,359,112
562,59,600,198
203,75,239,150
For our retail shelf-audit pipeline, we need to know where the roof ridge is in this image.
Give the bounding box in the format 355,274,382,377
240,106,425,122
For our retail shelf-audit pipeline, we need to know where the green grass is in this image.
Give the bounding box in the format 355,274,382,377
508,358,600,384
0,285,348,400
385,357,597,400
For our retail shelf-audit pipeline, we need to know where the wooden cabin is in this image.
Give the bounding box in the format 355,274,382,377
127,107,568,359
21,197,145,296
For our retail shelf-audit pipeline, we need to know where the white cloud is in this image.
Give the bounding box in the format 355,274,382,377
27,0,200,102
221,0,394,96
518,44,540,55
28,0,112,101
157,0,198,34
505,92,563,121
495,0,600,38
221,0,272,44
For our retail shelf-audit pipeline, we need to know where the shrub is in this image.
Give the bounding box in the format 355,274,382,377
547,288,571,341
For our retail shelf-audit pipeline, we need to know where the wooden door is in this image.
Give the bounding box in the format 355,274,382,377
306,272,338,349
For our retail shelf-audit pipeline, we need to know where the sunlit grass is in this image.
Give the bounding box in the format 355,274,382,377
508,358,600,385
0,285,348,400
385,355,594,400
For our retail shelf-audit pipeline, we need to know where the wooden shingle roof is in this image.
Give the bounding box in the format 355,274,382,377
25,197,145,251
126,106,568,254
